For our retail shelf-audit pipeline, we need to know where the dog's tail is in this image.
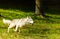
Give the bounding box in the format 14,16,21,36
3,19,6,23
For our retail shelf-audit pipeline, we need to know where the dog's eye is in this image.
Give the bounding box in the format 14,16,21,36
27,19,29,21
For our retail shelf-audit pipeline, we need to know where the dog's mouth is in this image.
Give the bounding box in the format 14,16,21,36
30,23,34,25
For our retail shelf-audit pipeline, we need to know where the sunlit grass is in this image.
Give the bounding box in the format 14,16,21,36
0,8,60,39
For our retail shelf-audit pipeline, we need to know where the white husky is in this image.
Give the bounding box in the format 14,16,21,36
7,17,34,33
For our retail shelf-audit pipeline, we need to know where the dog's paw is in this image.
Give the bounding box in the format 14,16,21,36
7,31,9,33
14,30,17,32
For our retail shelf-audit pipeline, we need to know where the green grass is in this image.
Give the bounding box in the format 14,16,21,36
0,8,60,39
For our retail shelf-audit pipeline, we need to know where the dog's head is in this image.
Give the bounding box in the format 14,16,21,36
26,16,34,25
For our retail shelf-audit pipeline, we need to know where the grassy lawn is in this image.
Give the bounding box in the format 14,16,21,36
0,8,60,39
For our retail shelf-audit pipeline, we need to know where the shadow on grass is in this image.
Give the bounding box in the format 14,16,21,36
19,26,50,36
33,16,56,23
18,25,60,39
0,26,7,29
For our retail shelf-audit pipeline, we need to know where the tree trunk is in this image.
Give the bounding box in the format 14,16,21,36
35,0,45,18
35,0,40,15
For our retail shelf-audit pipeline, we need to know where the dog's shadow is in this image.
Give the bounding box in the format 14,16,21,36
0,26,8,29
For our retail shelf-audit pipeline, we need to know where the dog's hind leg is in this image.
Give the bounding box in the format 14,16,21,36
8,23,15,33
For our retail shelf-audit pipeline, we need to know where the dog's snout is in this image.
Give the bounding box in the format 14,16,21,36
30,23,34,25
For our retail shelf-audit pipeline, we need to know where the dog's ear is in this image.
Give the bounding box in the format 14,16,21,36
27,16,31,18
27,16,31,19
29,16,31,19
27,16,29,19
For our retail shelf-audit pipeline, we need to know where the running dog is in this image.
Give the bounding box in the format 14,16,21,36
3,17,34,33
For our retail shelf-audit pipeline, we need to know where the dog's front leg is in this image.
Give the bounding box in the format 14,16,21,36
14,25,19,32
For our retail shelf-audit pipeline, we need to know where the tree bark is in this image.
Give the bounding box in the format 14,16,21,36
35,0,40,15
35,0,45,18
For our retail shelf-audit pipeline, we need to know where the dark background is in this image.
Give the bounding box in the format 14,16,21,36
0,0,35,9
0,0,60,11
